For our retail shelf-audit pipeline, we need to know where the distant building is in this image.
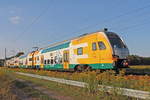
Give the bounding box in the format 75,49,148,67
0,59,5,67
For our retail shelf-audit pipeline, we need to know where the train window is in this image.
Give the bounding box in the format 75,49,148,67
29,58,32,61
92,42,97,51
98,42,106,50
47,59,50,64
77,47,83,55
51,59,54,64
106,33,126,48
50,53,53,56
44,60,47,64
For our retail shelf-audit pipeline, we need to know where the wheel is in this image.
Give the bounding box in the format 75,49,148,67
84,65,92,72
115,68,120,75
75,65,82,72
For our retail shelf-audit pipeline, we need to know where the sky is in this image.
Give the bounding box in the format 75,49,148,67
0,0,150,59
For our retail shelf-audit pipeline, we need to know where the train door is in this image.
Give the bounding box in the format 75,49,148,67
25,58,27,68
91,42,98,59
63,50,69,69
98,41,112,68
31,53,35,68
90,35,99,64
40,55,44,69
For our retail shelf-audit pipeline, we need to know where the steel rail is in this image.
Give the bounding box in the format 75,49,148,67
16,72,150,99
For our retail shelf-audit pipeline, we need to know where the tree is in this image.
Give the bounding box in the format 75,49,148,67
15,52,24,57
127,55,150,65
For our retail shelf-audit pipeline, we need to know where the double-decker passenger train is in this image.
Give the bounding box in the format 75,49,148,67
6,29,129,72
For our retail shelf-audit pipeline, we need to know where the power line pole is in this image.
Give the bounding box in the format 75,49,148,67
4,48,6,67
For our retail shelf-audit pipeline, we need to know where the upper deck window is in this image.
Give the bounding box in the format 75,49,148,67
98,42,106,50
106,33,126,48
50,53,53,56
29,58,32,61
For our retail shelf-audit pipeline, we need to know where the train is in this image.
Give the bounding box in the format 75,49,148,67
6,29,129,72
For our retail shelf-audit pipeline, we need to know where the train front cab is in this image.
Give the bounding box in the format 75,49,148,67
105,32,129,69
71,31,129,71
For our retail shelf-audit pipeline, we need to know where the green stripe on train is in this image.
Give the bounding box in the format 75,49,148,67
69,63,114,69
44,64,63,70
19,65,27,68
20,63,113,70
43,63,113,70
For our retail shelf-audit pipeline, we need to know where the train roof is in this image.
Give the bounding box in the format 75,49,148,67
19,54,28,59
41,28,116,54
41,41,70,53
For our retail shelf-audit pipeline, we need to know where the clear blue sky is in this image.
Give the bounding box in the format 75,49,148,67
0,0,150,59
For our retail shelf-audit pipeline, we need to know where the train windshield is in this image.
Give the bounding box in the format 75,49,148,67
106,33,126,48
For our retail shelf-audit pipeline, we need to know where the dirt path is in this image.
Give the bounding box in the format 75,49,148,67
11,84,33,100
11,78,73,100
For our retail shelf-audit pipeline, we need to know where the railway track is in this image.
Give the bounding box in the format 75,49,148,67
7,67,150,76
50,68,150,76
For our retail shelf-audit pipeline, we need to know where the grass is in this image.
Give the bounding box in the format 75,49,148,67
0,71,18,100
3,67,150,91
15,72,133,100
130,65,150,69
0,67,138,100
0,67,149,99
13,80,56,100
0,69,56,100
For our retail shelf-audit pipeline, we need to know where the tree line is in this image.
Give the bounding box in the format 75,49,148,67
128,55,150,65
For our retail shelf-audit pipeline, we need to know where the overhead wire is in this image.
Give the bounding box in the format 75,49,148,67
12,0,53,43
67,3,150,35
111,12,150,32
10,0,53,55
118,20,150,32
38,3,150,49
11,2,150,53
